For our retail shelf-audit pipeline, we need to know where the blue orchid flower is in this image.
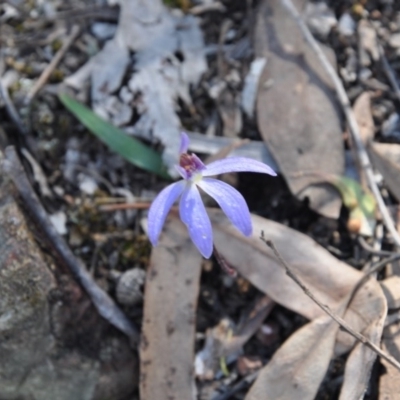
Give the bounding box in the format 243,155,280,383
148,132,277,258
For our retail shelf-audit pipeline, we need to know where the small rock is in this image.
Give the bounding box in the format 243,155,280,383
91,22,117,40
359,67,372,81
116,268,146,307
389,32,400,48
305,2,337,39
103,95,133,126
338,13,356,37
120,86,134,104
78,174,98,195
382,113,400,139
340,47,357,83
49,211,67,235
358,20,379,66
0,3,19,21
256,322,279,346
69,226,84,247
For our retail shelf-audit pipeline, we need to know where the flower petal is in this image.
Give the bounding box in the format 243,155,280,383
179,184,213,258
148,181,185,245
191,153,206,171
202,157,277,177
197,178,252,236
175,165,189,180
179,132,190,154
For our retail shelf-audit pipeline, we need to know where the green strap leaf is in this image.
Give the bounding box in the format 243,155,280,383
59,93,170,179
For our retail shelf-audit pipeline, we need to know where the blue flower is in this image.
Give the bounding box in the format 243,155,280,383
148,132,277,258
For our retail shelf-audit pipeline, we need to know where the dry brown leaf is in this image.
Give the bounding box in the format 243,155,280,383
218,89,242,138
195,296,274,380
381,276,400,310
254,0,344,218
210,209,358,321
245,315,342,400
140,217,202,400
353,92,375,144
340,311,386,400
379,323,400,400
352,91,375,191
379,278,400,399
209,209,387,398
369,142,400,203
358,20,380,67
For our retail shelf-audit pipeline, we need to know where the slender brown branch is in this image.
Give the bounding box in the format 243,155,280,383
260,233,400,372
280,0,400,249
99,202,151,212
0,77,28,136
25,25,80,104
2,146,139,345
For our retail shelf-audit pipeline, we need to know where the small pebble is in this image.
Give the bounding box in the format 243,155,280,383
338,13,356,37
389,32,400,48
116,268,146,307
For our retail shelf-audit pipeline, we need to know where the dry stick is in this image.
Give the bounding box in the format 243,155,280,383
3,147,139,345
378,43,400,103
0,78,28,136
357,235,394,257
352,253,400,298
280,0,400,249
25,25,80,104
99,202,151,212
261,234,400,372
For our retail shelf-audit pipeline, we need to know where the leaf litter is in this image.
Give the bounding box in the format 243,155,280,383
4,0,400,399
66,0,207,175
254,0,345,219
141,216,202,400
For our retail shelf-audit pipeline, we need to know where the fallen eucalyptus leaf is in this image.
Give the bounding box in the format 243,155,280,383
381,276,400,310
195,295,274,380
379,323,400,400
140,217,202,400
246,315,342,400
208,208,386,398
353,91,375,144
369,142,400,203
254,0,344,218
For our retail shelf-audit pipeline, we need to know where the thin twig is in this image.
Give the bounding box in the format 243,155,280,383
0,77,28,136
2,146,139,345
378,43,400,103
99,202,151,212
357,236,394,257
352,253,400,296
260,234,400,372
280,0,400,249
25,25,80,104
